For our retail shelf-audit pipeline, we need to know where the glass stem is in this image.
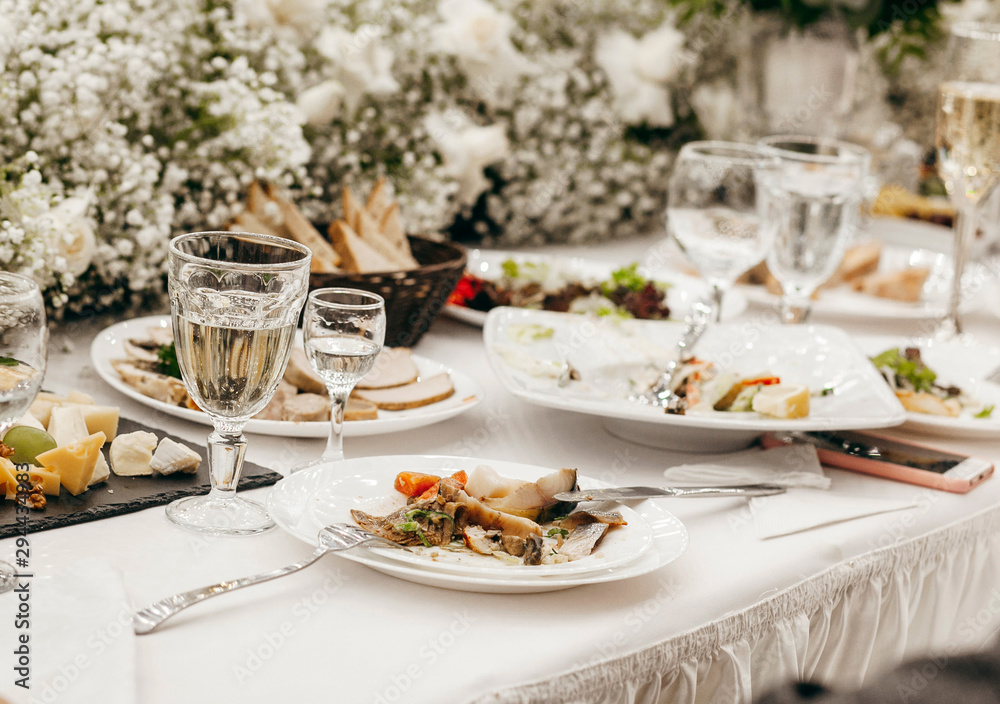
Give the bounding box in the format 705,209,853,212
321,386,353,463
780,288,813,325
206,425,247,501
943,201,976,338
710,284,725,323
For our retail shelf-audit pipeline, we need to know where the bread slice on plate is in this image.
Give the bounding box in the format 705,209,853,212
356,347,420,389
364,177,393,224
851,267,930,302
353,372,455,410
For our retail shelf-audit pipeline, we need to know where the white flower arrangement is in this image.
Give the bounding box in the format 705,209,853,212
1,0,978,315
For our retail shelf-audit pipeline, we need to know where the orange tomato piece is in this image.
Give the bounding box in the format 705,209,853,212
394,471,441,497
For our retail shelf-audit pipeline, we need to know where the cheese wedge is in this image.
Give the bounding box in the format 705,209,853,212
35,431,107,496
0,458,18,499
66,390,94,405
90,450,110,486
9,411,45,432
0,461,56,499
60,403,119,442
109,431,158,477
47,405,90,447
751,384,810,419
150,438,201,476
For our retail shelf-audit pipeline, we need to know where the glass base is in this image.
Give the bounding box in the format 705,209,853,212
165,495,275,536
0,560,15,594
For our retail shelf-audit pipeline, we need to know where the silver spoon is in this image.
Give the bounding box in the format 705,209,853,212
132,524,405,635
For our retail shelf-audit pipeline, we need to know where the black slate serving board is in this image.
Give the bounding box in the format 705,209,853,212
0,417,282,538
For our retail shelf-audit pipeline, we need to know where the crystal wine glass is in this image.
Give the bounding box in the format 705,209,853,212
167,231,312,535
666,141,779,322
300,288,385,468
935,22,1000,339
0,272,47,592
756,135,871,324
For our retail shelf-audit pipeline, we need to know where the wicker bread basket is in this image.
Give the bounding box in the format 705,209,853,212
308,234,467,347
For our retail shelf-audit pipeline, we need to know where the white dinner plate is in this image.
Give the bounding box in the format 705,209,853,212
443,249,747,327
855,334,1000,438
266,455,689,593
91,315,484,438
483,308,907,452
645,217,994,321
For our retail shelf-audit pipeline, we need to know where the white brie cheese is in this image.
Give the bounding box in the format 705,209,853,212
149,438,201,476
109,431,158,476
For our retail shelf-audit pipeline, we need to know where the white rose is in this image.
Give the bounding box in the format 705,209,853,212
425,111,509,207
690,81,738,140
49,196,96,278
315,25,399,115
296,80,345,126
242,0,326,44
432,0,534,102
595,21,686,128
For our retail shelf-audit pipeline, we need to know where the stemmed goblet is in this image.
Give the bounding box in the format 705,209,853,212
300,288,385,467
756,135,871,325
666,141,779,322
167,231,312,535
934,22,1000,339
0,272,47,592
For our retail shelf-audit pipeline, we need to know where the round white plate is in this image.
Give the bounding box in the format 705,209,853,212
483,308,907,452
91,315,484,438
308,467,654,578
266,455,689,593
443,249,747,327
855,334,1000,438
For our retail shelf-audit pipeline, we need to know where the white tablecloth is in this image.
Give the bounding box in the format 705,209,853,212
2,233,1000,704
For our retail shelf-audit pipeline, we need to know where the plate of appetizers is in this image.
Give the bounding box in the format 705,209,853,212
91,315,484,438
443,250,747,327
856,335,1000,438
483,308,907,452
266,455,689,593
644,217,993,321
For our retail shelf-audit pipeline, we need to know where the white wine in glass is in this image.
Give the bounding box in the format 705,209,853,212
300,288,385,469
0,272,47,593
934,23,1000,339
167,231,312,535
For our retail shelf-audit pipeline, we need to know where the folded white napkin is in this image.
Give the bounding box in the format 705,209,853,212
663,444,831,490
749,489,918,539
0,560,136,704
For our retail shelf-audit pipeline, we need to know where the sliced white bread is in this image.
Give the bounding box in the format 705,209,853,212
269,188,342,273
353,372,454,410
230,210,284,239
328,220,398,273
356,347,420,389
379,203,414,259
364,177,392,223
851,267,929,302
356,209,418,269
342,185,365,233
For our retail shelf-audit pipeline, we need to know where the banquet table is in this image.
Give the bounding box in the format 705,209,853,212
3,231,1000,704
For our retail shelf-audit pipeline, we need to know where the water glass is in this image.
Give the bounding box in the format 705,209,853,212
756,135,871,324
300,288,385,468
666,141,779,321
167,231,312,535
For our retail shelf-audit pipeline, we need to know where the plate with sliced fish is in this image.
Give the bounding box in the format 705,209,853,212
266,455,689,593
90,315,484,438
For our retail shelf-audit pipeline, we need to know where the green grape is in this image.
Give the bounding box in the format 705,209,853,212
2,426,58,466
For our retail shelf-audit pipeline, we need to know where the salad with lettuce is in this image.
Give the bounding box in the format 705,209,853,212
448,259,672,320
871,347,993,419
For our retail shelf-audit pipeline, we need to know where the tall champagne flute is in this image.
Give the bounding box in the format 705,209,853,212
301,288,385,468
0,272,47,593
935,22,1000,339
167,232,312,535
756,135,871,324
666,141,779,322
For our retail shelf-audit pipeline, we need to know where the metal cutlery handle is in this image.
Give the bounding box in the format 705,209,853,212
132,547,328,635
668,483,785,498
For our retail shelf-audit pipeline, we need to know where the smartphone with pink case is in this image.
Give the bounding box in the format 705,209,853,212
762,430,994,493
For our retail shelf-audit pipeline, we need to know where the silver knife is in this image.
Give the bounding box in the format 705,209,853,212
554,483,786,502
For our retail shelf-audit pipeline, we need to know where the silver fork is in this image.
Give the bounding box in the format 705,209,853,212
635,297,714,408
132,524,405,635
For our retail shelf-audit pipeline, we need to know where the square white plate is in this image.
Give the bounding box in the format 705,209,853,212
483,308,907,452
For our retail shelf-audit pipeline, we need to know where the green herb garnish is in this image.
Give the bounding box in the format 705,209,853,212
392,519,433,547
0,356,21,367
547,528,569,539
870,347,937,392
501,259,520,278
601,263,646,295
157,343,182,379
975,405,995,419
